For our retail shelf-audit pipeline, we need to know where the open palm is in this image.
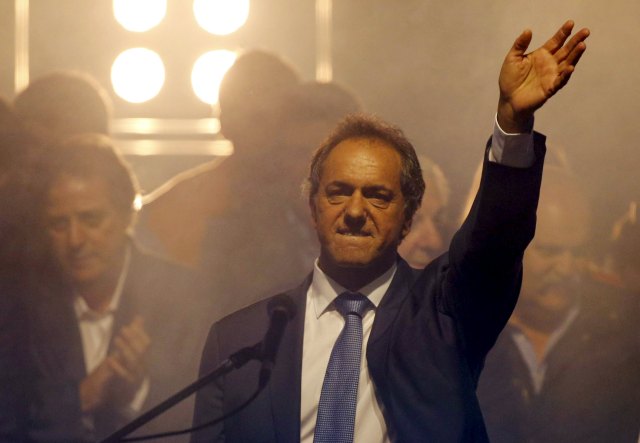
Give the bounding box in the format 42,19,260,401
498,21,590,132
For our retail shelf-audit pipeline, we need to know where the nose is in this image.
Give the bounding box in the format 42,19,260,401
344,193,367,230
67,219,86,249
554,249,575,276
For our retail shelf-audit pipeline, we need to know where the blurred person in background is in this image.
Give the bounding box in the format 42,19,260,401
0,97,48,275
138,50,302,271
6,71,114,281
0,97,49,442
610,201,640,295
23,134,212,443
398,155,450,268
13,71,112,140
477,166,640,443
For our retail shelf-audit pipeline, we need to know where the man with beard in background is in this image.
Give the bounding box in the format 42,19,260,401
477,165,640,442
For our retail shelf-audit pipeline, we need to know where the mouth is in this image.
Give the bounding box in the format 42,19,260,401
336,228,372,237
68,252,95,266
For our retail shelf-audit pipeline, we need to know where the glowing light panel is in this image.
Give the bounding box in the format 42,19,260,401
193,0,250,35
113,0,167,32
111,48,165,103
191,50,237,104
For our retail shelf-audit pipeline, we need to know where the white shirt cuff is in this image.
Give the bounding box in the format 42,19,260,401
128,377,150,413
489,114,536,168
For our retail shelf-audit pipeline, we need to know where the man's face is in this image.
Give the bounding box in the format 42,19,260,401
45,174,130,288
518,180,590,328
398,185,446,268
311,137,410,279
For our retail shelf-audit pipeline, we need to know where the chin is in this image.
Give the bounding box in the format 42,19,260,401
69,269,102,286
333,256,375,269
71,277,98,287
406,258,429,269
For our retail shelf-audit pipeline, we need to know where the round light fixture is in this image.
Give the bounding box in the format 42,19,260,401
111,48,165,103
191,50,237,104
113,0,167,32
193,0,250,36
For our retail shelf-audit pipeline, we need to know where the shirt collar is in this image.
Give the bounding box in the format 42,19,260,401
510,304,581,362
73,245,132,321
308,259,397,319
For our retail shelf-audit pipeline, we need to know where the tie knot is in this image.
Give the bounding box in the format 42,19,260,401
334,292,371,318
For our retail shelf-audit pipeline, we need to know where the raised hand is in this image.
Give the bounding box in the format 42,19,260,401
497,20,590,133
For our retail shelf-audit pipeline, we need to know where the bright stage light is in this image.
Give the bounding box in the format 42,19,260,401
113,0,167,32
193,0,250,36
111,48,165,103
191,50,237,104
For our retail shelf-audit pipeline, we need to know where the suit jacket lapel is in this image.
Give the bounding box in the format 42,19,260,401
269,275,310,442
108,245,140,353
368,259,418,346
31,290,86,380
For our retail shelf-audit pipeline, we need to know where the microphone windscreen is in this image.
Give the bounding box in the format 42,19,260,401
267,293,297,320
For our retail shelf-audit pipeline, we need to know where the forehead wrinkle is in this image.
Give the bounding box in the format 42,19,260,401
323,141,402,189
45,175,119,219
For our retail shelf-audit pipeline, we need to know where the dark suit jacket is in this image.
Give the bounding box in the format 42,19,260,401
477,279,640,443
19,243,214,443
0,272,33,443
191,134,546,442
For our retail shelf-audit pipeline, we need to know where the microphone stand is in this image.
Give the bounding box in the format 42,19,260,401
99,343,262,443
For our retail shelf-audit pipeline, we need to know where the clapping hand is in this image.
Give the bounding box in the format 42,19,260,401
107,316,151,406
80,316,151,412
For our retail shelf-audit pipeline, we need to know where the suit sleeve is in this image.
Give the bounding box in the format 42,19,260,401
440,132,546,373
0,281,88,442
0,287,29,442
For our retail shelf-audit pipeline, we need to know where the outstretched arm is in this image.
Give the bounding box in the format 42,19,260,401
497,20,590,133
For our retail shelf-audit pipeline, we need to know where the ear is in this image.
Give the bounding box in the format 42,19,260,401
309,196,318,227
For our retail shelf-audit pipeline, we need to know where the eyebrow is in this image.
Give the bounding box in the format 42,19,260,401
362,185,394,194
325,181,394,192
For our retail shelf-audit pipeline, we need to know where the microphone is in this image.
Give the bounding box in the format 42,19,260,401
259,294,297,387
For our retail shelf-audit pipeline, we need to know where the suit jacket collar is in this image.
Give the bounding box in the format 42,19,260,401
111,245,139,336
308,260,397,316
268,273,311,443
110,242,154,337
369,257,421,346
30,292,87,380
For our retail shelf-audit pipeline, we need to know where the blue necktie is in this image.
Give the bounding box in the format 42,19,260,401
314,291,372,443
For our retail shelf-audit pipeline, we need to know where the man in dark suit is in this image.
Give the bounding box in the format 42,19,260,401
21,134,213,442
192,21,590,442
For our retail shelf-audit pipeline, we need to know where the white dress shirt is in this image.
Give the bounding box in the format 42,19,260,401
510,307,579,394
300,261,396,443
73,247,149,414
300,119,536,442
